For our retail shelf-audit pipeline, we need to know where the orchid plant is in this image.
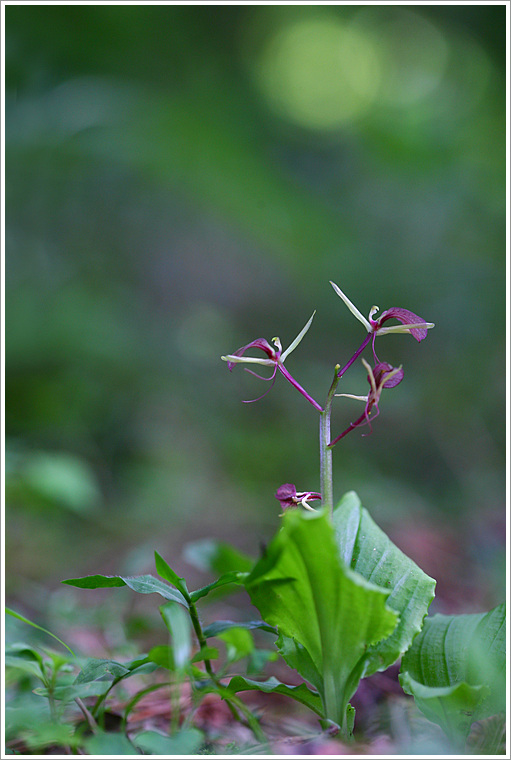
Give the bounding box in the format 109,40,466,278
222,281,434,515
55,281,505,753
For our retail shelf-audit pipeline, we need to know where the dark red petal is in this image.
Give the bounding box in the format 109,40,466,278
275,483,297,502
373,362,404,389
378,307,428,342
227,338,276,371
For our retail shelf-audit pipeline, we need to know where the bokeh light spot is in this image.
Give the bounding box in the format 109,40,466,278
353,8,449,106
255,16,380,131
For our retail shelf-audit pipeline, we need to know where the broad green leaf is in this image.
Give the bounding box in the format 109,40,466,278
154,551,190,600
85,731,136,755
132,728,203,755
217,627,254,664
74,658,130,684
5,655,45,681
121,654,160,676
189,570,248,602
399,672,488,748
6,643,45,668
184,538,254,574
399,603,506,746
159,602,192,671
62,573,188,607
227,675,323,716
73,655,157,686
203,619,277,638
244,508,398,734
333,491,435,673
6,608,75,655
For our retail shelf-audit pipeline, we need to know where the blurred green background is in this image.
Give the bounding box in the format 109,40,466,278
5,4,506,630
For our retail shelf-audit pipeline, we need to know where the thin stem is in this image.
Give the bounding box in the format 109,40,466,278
75,698,98,733
187,597,265,740
278,364,323,412
320,366,341,519
187,599,216,680
336,333,372,378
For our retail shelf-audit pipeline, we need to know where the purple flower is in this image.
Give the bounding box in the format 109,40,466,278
330,281,434,341
221,313,323,411
370,306,430,342
330,282,434,377
329,359,404,446
275,483,322,513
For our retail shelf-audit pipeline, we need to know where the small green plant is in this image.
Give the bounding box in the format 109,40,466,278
400,603,506,751
7,282,505,754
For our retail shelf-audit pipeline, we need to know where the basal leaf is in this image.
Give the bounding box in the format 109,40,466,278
244,508,398,734
62,573,188,607
399,671,489,747
333,491,435,673
399,603,506,746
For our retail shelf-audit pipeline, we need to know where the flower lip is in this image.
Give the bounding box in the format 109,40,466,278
375,307,433,342
223,338,277,372
275,483,322,512
372,361,404,389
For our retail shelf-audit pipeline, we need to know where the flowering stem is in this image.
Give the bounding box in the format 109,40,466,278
320,366,340,519
337,333,372,378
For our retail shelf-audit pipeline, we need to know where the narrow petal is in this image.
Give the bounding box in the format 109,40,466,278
296,490,322,502
377,308,433,342
241,364,278,403
222,338,276,371
330,282,372,331
222,354,275,371
280,311,316,363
